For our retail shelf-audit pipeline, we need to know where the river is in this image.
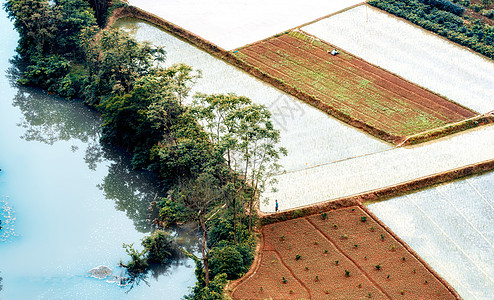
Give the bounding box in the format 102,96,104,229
0,6,197,300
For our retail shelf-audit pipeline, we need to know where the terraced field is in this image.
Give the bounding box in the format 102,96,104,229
233,31,476,140
231,205,459,299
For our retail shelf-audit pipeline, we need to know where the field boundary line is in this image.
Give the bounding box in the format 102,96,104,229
305,217,392,299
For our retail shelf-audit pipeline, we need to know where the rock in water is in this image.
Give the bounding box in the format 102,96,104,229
88,265,112,279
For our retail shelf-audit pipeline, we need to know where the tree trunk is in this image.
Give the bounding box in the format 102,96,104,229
200,219,210,286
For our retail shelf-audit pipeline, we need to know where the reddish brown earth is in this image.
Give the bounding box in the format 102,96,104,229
234,31,476,138
230,205,459,299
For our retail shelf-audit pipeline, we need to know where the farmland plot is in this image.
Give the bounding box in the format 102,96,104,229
302,5,494,113
128,0,364,50
231,206,459,299
262,124,494,212
234,31,476,138
115,19,391,173
368,171,494,299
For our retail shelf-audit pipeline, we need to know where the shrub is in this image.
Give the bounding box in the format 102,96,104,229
141,230,176,263
210,244,251,280
120,243,149,275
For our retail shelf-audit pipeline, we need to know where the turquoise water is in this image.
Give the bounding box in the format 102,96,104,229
0,7,197,300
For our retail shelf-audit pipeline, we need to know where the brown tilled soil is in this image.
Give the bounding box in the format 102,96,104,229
234,31,477,138
230,205,460,299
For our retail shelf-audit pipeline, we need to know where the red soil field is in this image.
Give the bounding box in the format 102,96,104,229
234,31,476,139
230,205,459,299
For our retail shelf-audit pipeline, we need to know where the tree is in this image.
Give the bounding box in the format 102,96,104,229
80,28,166,105
232,104,287,232
180,173,223,286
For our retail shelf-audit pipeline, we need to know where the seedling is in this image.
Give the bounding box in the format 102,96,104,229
351,208,355,211
402,257,406,261
400,290,404,295
333,223,338,229
315,275,320,282
280,235,285,241
341,234,348,239
324,249,328,254
368,293,372,298
305,267,309,271
335,260,339,266
364,256,367,260
387,274,390,279
345,270,350,277
282,277,287,284
295,254,301,260
321,212,328,220
325,290,329,294
314,241,319,245
289,290,294,294
370,227,375,232
391,244,396,251
375,264,382,270
380,234,385,241
413,268,416,274
358,283,362,288
354,244,358,248
425,280,428,284
360,216,367,222
260,287,263,292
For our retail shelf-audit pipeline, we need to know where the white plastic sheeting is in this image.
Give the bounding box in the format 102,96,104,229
116,19,391,173
262,125,494,212
368,172,494,299
128,0,364,50
302,5,494,113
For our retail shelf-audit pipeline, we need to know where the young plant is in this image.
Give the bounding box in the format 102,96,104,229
380,234,385,241
315,275,320,282
375,264,382,270
282,277,287,284
295,254,301,260
333,223,338,229
324,249,328,254
360,216,367,222
345,270,350,277
335,260,339,266
321,212,328,220
341,234,348,239
280,235,285,241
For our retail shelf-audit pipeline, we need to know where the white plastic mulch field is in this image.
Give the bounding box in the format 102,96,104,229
128,0,364,50
368,171,494,299
262,124,494,212
116,19,391,173
302,5,494,113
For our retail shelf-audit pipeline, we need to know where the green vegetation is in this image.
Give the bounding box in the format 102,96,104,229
369,0,494,59
5,1,286,299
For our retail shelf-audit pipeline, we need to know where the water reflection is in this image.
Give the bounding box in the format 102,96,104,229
7,65,162,233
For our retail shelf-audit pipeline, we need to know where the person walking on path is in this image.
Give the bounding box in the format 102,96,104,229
275,200,279,212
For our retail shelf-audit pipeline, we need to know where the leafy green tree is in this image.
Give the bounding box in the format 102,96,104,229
231,104,287,232
4,0,59,56
81,28,166,105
